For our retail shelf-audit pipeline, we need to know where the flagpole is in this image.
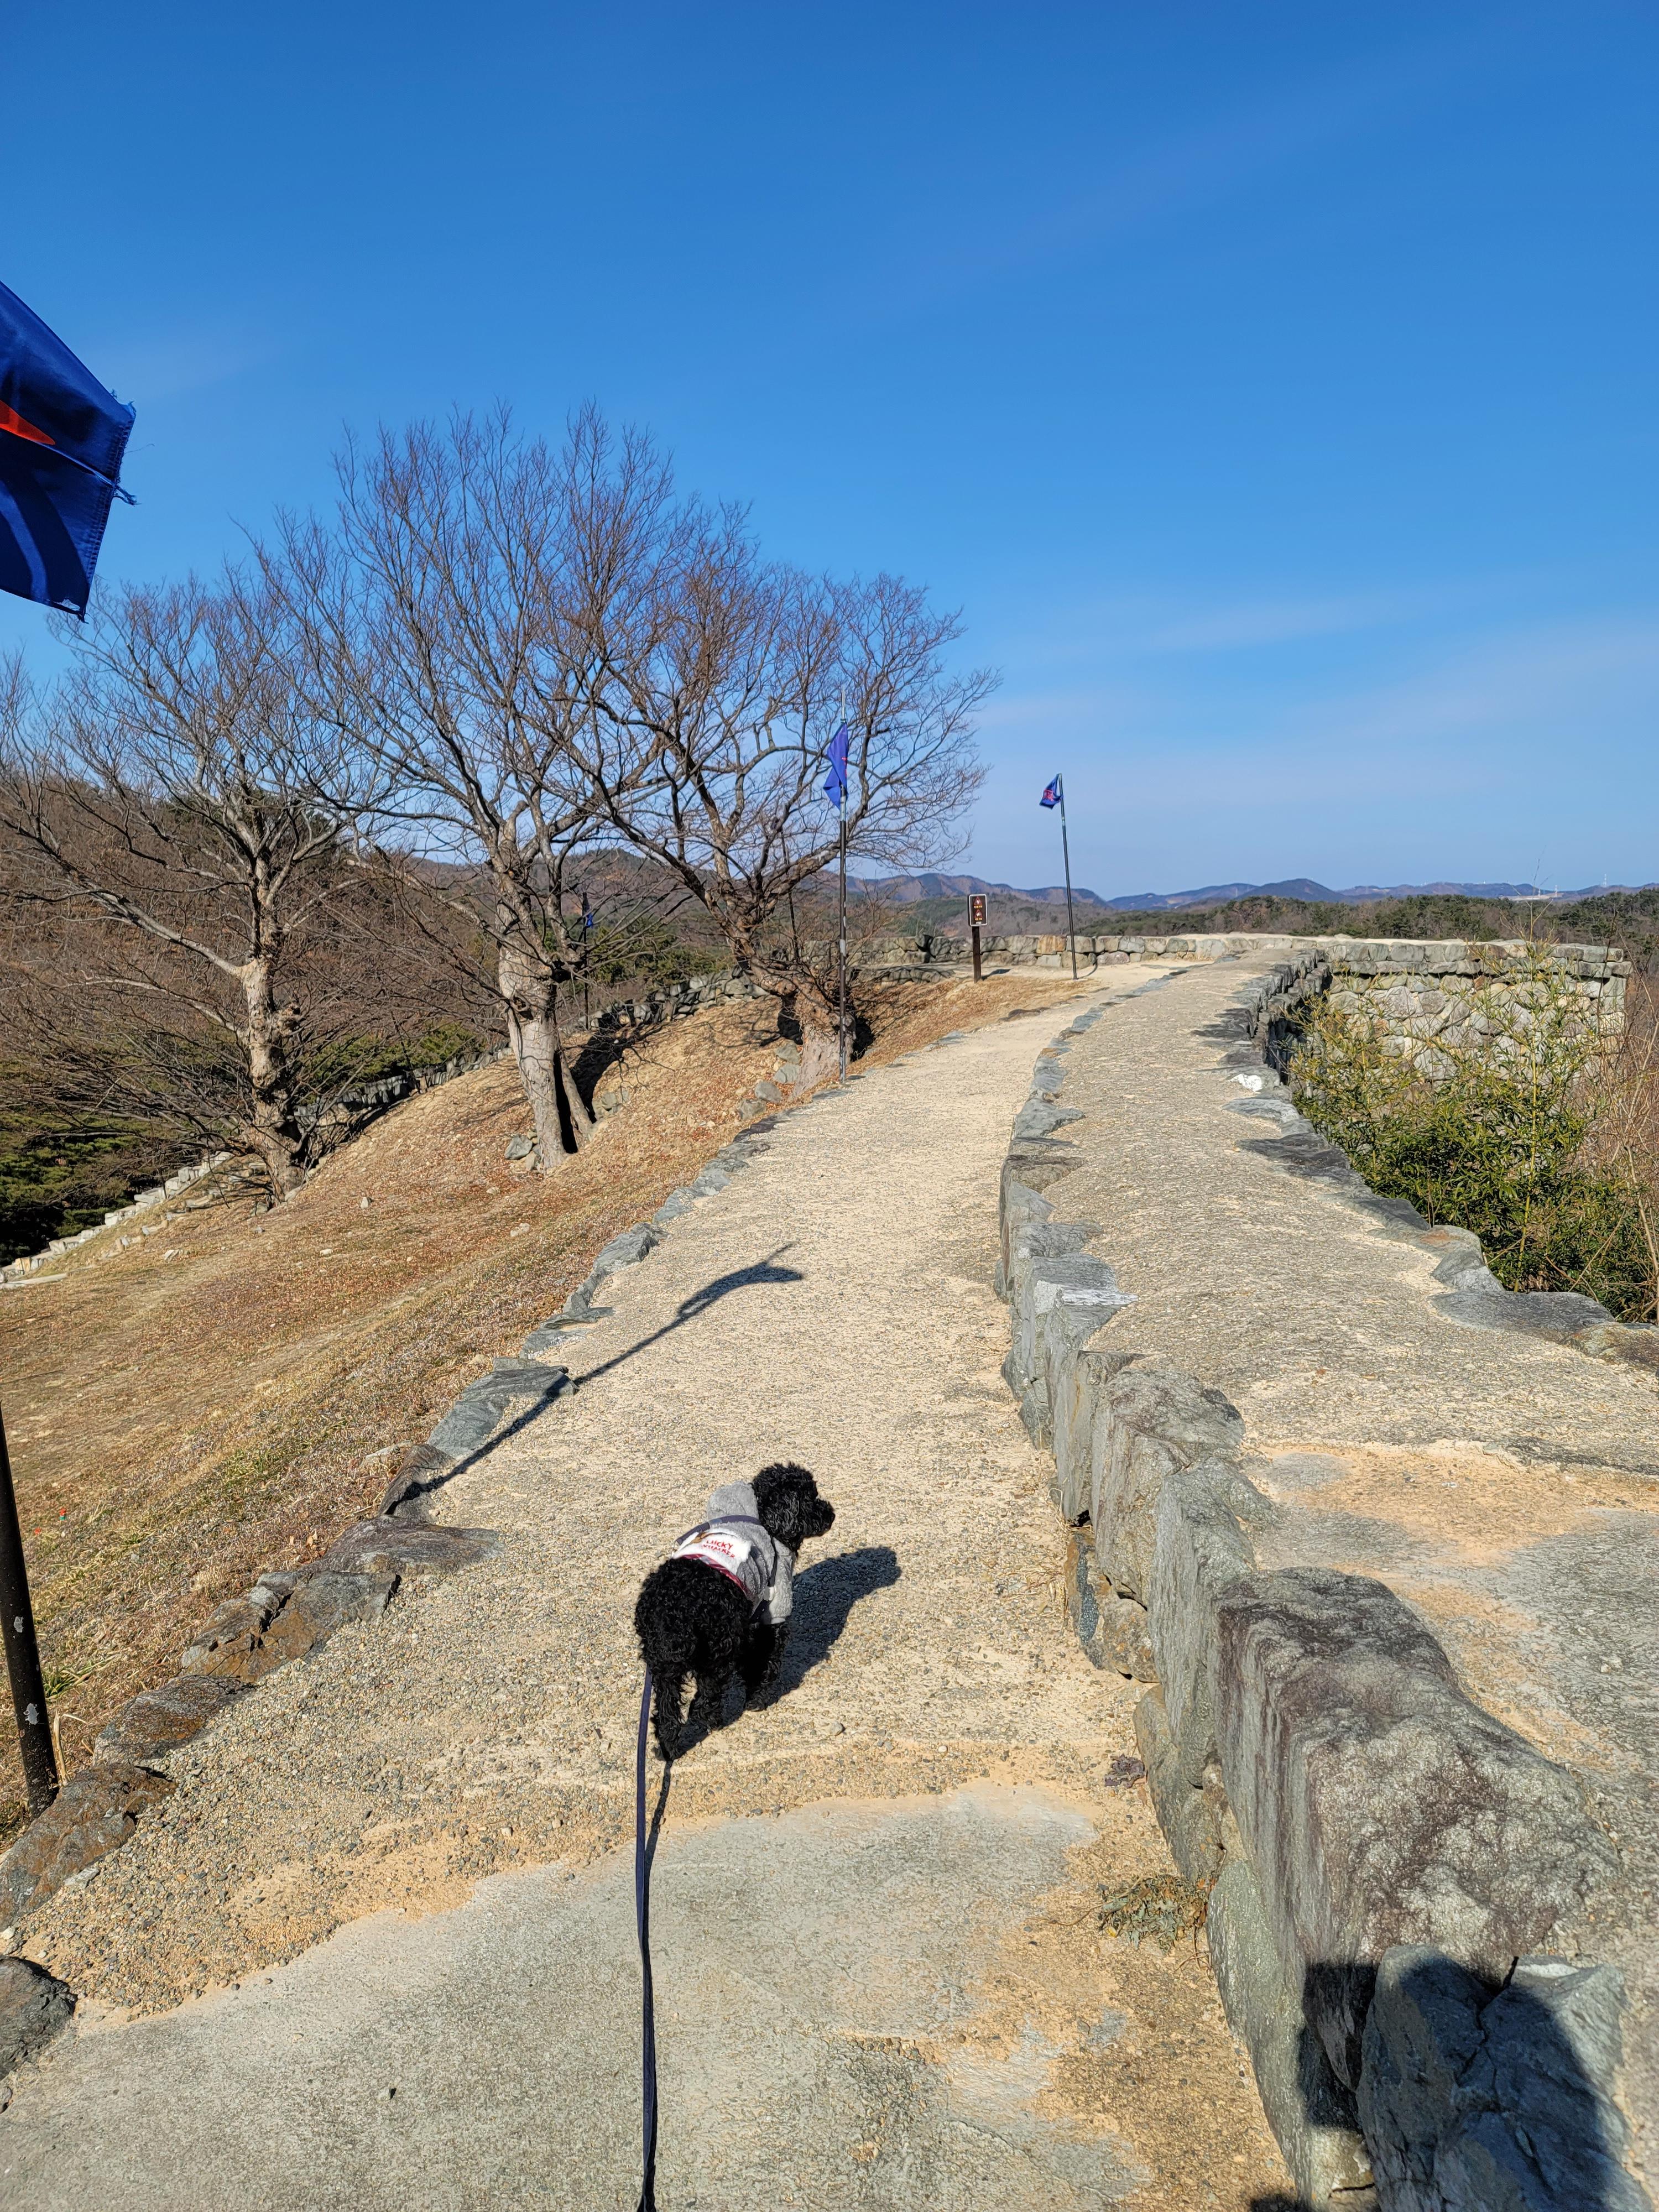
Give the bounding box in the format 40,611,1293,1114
1058,778,1078,981
837,697,849,1083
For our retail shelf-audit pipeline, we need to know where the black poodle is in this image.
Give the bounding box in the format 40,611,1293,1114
634,1462,836,1762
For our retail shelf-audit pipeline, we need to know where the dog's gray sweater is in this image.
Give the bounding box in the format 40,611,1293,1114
675,1480,795,1625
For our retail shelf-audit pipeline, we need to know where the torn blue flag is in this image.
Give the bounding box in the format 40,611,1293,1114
0,279,134,618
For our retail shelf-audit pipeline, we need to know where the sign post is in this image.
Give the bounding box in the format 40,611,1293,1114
968,893,986,982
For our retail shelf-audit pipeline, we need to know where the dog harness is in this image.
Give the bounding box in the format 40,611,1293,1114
670,1482,794,1624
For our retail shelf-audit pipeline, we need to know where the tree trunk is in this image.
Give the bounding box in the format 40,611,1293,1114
757,967,842,1092
500,945,595,1168
238,957,306,1194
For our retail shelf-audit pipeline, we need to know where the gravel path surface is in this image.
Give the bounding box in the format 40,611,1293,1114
7,972,1289,2210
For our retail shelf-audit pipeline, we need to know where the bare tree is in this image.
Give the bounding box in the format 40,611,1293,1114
0,570,367,1194
278,408,677,1166
599,519,992,1086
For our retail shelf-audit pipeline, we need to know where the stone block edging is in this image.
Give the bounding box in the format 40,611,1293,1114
0,1109,787,2068
995,980,1649,2210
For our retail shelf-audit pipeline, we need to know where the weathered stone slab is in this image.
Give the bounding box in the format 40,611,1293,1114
1091,1361,1245,1602
1003,1225,1110,1433
378,1440,457,1517
588,1223,659,1279
998,1140,1081,1287
322,1519,499,1578
1149,1461,1261,1786
0,1955,75,2073
1064,1532,1157,1678
179,1592,281,1676
1011,1097,1084,1142
1360,1945,1648,2212
1050,1347,1134,1522
93,1673,245,1765
1004,1220,1099,1372
254,1570,398,1669
185,1568,399,1684
1212,1568,1614,2091
1207,1856,1377,2208
1026,1262,1135,1448
1132,1687,1232,1884
1434,1285,1612,1343
0,1764,174,1922
427,1360,566,1457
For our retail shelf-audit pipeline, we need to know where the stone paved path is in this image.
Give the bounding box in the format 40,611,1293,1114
6,973,1288,2209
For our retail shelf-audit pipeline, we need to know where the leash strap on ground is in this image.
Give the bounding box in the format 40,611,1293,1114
635,1665,658,2212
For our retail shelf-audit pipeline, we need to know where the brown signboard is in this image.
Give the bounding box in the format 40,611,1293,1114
968,894,987,927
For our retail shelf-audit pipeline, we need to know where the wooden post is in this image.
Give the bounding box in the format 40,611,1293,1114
969,892,985,982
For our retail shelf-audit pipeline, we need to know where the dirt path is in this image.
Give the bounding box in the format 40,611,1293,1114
6,973,1290,2209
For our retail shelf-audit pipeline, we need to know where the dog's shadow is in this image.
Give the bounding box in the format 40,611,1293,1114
680,1544,901,1752
779,1544,901,1692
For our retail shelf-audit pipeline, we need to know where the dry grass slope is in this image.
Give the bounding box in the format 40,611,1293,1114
0,968,1086,1832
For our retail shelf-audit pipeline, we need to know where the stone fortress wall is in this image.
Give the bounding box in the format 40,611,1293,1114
882,929,1631,1070
995,963,1655,2210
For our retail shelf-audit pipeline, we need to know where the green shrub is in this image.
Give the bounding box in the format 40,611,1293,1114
1290,966,1657,1322
0,1065,196,1265
576,910,725,988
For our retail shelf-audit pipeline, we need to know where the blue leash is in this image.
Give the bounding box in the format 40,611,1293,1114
634,1514,770,2206
635,1666,659,2212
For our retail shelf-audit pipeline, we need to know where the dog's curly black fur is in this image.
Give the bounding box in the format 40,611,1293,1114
634,1463,835,1762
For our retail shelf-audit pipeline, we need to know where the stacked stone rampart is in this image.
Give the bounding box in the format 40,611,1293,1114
875,932,1630,1071
995,984,1650,2211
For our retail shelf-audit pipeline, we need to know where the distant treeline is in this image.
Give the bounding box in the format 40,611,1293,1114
892,886,1659,969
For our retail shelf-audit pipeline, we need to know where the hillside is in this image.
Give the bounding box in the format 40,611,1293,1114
880,880,1659,969
0,966,1090,1837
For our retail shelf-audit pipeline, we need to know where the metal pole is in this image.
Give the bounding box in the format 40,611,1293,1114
0,1400,58,1814
837,794,848,1083
1058,779,1078,980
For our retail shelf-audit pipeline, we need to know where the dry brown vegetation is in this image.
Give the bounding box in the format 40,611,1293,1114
0,966,1086,1838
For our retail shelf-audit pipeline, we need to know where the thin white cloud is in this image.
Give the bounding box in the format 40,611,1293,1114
1138,591,1435,654
847,18,1520,326
95,326,279,408
982,609,1659,798
1308,612,1659,757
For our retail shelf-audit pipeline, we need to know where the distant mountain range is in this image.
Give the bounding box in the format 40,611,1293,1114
872,873,1646,911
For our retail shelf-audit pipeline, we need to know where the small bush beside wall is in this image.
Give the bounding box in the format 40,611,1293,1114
1291,951,1659,1322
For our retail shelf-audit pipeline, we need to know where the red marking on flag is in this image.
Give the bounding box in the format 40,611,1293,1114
0,401,55,448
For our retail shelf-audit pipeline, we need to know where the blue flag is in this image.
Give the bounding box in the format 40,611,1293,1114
823,722,850,806
0,280,134,619
1040,774,1062,809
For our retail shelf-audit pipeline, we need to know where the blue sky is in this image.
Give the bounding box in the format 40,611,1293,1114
6,2,1656,897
